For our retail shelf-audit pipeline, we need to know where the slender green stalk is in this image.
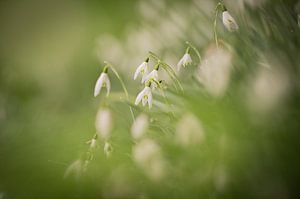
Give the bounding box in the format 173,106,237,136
148,51,183,92
214,3,222,48
104,61,135,122
186,41,202,64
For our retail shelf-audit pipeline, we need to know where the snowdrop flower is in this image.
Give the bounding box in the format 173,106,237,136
104,141,113,157
177,51,192,71
95,108,113,140
94,68,111,97
135,86,153,109
222,10,239,32
134,58,149,83
142,69,159,87
131,114,149,140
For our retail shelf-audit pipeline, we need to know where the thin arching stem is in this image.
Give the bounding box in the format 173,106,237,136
148,51,183,92
104,61,135,122
214,3,222,48
186,41,202,64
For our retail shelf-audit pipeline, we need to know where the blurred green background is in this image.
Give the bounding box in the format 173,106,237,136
0,0,139,198
1,0,300,198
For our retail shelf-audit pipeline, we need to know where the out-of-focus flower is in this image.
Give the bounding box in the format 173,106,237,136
104,141,113,157
134,58,149,83
86,138,97,150
131,114,149,140
133,139,165,181
197,45,232,97
175,113,205,147
247,67,290,113
222,11,239,32
177,53,192,71
64,159,84,179
94,72,111,97
95,108,113,140
135,86,153,109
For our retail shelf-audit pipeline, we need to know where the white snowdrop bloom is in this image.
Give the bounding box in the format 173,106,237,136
247,67,290,113
131,114,149,140
222,11,239,32
197,45,232,97
142,69,159,86
175,113,205,147
134,59,149,82
95,108,113,140
133,139,165,181
94,72,111,97
64,159,83,179
177,53,192,71
104,141,113,157
135,86,153,109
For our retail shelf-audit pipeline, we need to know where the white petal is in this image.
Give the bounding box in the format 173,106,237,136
94,73,105,97
141,66,149,83
182,53,192,67
134,63,144,80
142,97,147,106
177,58,184,71
135,88,146,105
222,11,238,32
148,91,153,109
104,74,111,97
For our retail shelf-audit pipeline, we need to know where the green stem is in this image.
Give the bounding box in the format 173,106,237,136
186,41,202,64
104,61,135,122
214,3,222,48
148,51,183,92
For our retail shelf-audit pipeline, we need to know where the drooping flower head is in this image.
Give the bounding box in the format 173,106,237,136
134,57,149,83
135,85,153,109
177,48,192,71
221,6,239,32
143,63,160,88
94,66,111,97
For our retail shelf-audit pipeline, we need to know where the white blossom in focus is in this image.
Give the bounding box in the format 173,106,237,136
175,113,205,147
131,114,149,140
142,69,159,87
94,72,111,97
134,61,149,83
177,53,192,71
135,86,153,109
222,11,239,32
95,108,113,140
